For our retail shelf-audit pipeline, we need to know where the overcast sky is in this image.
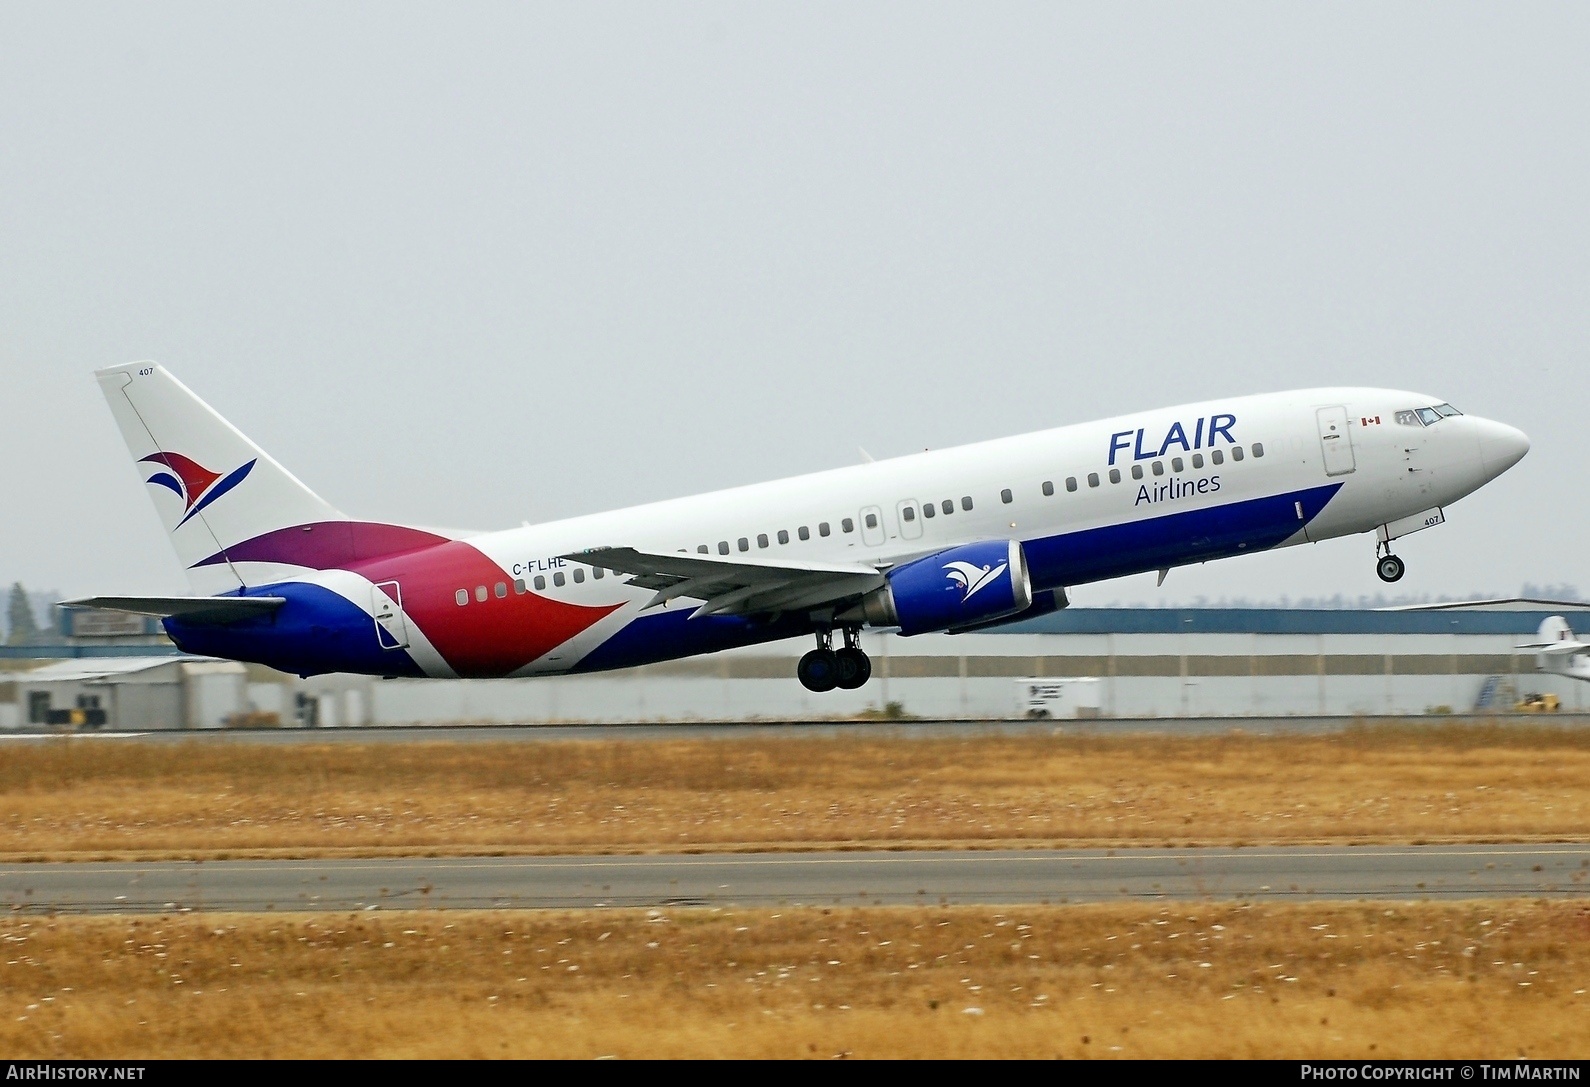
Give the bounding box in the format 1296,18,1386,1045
2,3,1585,606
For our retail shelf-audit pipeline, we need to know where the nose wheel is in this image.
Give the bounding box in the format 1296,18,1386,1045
1376,548,1405,583
798,628,872,691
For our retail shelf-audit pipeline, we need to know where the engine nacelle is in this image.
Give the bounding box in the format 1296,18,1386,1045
853,539,1033,636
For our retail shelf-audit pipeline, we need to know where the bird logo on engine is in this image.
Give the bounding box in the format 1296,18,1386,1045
944,560,1006,601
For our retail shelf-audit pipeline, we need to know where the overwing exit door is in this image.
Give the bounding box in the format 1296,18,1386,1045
372,581,411,650
1316,406,1357,476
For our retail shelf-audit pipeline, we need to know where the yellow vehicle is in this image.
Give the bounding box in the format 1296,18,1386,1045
1515,692,1560,713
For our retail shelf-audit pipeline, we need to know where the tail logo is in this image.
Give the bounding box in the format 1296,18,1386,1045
140,453,256,527
944,560,1006,601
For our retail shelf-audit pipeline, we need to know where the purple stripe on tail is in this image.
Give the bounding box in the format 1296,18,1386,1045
194,521,452,570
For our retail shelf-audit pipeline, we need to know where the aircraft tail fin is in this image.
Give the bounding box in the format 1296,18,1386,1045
1537,616,1576,644
96,363,345,594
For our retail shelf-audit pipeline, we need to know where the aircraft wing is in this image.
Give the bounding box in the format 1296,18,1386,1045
565,546,886,617
60,595,287,623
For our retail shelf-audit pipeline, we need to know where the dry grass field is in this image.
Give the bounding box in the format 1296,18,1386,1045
0,722,1587,860
1,900,1586,1059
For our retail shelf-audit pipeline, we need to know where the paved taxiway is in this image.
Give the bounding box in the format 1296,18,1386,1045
3,844,1585,914
5,714,1590,744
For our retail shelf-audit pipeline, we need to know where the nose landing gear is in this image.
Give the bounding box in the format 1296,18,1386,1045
798,627,872,692
1375,543,1405,583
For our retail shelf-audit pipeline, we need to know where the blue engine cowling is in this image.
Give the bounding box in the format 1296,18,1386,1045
855,539,1033,636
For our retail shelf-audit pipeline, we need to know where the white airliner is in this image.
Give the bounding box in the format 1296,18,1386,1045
67,364,1529,690
1518,617,1590,683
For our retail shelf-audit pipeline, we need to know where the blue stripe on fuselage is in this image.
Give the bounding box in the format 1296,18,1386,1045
163,582,424,679
569,609,811,674
1023,482,1343,589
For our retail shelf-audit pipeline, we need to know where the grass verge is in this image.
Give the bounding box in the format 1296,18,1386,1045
1,723,1588,860
1,900,1586,1058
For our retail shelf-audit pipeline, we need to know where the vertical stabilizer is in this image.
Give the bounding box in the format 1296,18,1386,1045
97,363,344,594
1536,616,1575,644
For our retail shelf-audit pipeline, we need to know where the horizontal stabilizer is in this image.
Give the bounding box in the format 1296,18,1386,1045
60,595,286,623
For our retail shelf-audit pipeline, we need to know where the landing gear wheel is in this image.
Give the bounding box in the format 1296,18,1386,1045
798,648,840,692
1376,554,1405,583
834,646,872,690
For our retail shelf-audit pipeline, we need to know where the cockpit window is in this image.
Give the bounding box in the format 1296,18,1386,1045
1416,407,1442,426
1432,402,1461,418
1394,410,1422,427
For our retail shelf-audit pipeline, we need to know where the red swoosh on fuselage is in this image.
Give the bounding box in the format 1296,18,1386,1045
353,541,621,678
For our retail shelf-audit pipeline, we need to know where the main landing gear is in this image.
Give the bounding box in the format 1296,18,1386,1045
1375,541,1406,583
798,627,872,692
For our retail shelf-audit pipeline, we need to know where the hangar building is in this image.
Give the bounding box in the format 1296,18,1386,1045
295,600,1590,725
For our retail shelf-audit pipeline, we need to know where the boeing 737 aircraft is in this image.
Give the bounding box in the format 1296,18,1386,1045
67,364,1529,691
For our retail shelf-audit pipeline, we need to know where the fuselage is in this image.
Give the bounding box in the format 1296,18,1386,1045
162,386,1529,680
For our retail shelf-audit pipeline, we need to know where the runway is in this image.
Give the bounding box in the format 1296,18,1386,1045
3,843,1585,914
7,714,1590,744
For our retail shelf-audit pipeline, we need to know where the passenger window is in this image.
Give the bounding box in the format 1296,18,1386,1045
698,545,709,553
1251,442,1264,458
902,506,916,522
1087,472,1100,488
718,541,730,555
819,522,831,536
1192,453,1204,469
738,537,749,552
1131,464,1143,480
1042,481,1054,497
1066,477,1078,492
514,579,526,594
922,503,935,518
1171,457,1184,473
778,529,790,544
841,518,854,533
799,526,810,541
961,496,973,511
475,585,488,602
1211,449,1224,465
593,568,604,580
455,589,468,606
865,512,878,529
1000,488,1013,504
495,582,507,598
574,569,586,583
534,575,546,591
1151,461,1164,477
553,571,566,587
1108,468,1121,484
942,499,954,515
1231,446,1244,462
757,533,769,548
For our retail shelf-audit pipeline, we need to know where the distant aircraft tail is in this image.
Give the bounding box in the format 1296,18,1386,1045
1517,615,1590,683
96,363,345,595
1535,616,1575,645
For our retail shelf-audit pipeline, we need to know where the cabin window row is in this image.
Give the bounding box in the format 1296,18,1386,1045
691,495,977,551
1040,443,1265,494
454,566,607,605
903,495,976,523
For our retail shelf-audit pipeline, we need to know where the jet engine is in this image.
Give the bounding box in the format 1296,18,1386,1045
849,539,1032,636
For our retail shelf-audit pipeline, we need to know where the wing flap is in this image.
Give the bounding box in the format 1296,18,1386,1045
565,546,885,617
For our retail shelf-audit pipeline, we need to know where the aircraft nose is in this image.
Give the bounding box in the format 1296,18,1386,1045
1473,418,1530,478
